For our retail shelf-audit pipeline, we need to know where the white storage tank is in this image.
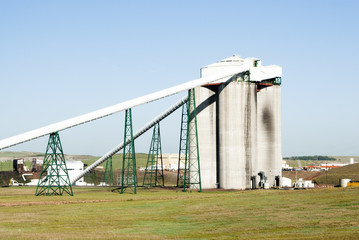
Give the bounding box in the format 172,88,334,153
340,179,351,187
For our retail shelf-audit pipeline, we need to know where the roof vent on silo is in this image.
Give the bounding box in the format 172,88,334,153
219,54,243,63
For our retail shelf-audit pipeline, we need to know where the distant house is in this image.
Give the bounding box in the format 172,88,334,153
320,163,346,170
304,163,348,171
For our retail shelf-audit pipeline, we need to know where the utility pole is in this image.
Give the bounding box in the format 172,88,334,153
326,159,328,188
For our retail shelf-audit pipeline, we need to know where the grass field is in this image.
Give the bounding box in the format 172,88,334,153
0,187,358,239
282,163,359,186
82,153,150,170
314,163,359,185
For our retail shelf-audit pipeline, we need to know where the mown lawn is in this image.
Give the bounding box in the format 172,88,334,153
0,187,358,239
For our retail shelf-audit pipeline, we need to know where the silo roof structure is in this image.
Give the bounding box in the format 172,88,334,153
201,54,282,84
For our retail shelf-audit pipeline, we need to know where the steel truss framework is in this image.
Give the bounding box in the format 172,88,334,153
121,108,137,194
90,170,98,185
177,98,189,188
84,168,98,185
177,89,202,192
103,156,114,186
35,132,73,196
143,123,164,187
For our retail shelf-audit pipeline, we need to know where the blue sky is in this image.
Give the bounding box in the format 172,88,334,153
1,1,358,157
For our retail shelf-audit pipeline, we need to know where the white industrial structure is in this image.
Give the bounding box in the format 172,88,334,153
66,160,86,186
0,54,282,190
194,55,282,189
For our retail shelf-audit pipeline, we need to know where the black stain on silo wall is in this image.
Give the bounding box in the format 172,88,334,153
262,106,274,134
263,106,274,169
244,83,255,188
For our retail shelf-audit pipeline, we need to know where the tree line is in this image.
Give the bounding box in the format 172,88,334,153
284,155,336,161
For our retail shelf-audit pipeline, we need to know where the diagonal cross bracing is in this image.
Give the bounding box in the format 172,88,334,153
70,95,188,184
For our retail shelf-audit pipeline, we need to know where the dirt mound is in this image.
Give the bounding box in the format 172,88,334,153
282,171,324,181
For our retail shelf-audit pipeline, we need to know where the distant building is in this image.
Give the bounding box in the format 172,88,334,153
282,160,291,169
31,158,43,172
320,163,346,170
13,158,24,172
30,159,87,186
305,166,321,171
162,154,183,170
305,163,348,171
66,160,86,186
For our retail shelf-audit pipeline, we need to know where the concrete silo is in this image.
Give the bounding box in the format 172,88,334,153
193,55,282,189
193,86,217,189
256,84,282,187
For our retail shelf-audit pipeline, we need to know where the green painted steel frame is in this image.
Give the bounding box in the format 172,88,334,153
273,77,282,85
143,123,164,187
121,108,137,194
177,99,189,188
177,89,202,192
103,156,114,186
84,169,98,185
35,132,73,196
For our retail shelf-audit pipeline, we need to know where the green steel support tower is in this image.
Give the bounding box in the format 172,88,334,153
35,132,73,196
143,123,164,187
84,169,98,185
121,108,137,194
177,99,189,188
90,170,98,186
177,89,202,192
103,156,114,186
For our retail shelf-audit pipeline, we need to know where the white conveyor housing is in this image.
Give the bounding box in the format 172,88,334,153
0,56,281,150
70,95,188,184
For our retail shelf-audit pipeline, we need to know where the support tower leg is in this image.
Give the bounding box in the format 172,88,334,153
177,98,189,188
121,108,137,194
103,156,114,186
177,89,202,192
35,132,73,196
143,123,164,187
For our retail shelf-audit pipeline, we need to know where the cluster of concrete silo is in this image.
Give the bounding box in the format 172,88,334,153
192,55,282,189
